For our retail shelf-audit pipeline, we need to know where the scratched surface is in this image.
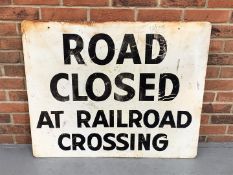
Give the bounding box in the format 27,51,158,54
22,21,211,158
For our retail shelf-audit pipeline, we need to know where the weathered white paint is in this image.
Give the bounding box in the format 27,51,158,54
22,21,211,158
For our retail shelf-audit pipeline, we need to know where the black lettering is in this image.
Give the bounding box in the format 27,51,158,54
72,74,88,101
177,111,192,128
117,110,128,127
103,133,116,150
139,73,155,101
152,134,168,151
86,73,112,101
63,34,84,64
51,111,63,128
50,73,69,102
117,34,141,64
114,73,135,101
77,110,91,128
138,134,150,150
116,133,129,150
145,34,167,64
130,134,135,150
144,110,160,128
159,73,180,101
37,111,54,128
58,133,71,151
88,33,115,65
159,111,176,128
93,110,109,127
88,133,102,151
129,110,142,127
72,134,85,150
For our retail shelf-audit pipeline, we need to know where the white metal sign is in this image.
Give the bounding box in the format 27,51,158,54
22,21,211,158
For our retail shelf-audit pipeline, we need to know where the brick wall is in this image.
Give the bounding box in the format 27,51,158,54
0,0,232,144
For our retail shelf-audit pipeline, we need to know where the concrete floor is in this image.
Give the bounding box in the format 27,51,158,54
0,143,233,175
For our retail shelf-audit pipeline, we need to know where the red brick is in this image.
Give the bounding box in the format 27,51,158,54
0,38,22,50
211,25,233,38
184,10,230,23
41,8,87,21
15,135,31,144
211,115,233,124
207,136,233,142
9,91,28,101
13,114,30,124
225,40,233,52
209,40,224,53
0,114,11,123
0,23,17,36
4,65,25,77
0,91,6,101
113,0,156,6
161,0,205,7
220,67,233,78
0,78,25,89
205,80,233,90
203,92,215,102
14,0,59,5
17,23,22,36
0,103,28,113
201,115,209,124
0,135,14,144
24,125,30,134
208,0,233,8
206,66,220,78
228,126,233,134
202,104,232,113
0,7,39,20
217,92,233,102
0,52,21,63
138,9,182,21
208,54,233,65
91,9,134,22
64,0,108,6
0,0,11,4
200,125,226,135
0,125,27,134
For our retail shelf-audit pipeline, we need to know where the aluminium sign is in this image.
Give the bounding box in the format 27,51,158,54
22,21,211,158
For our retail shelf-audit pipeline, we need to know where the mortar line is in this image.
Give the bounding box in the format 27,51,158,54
60,0,63,6
0,4,232,10
181,9,185,21
109,0,112,6
87,8,90,21
157,0,161,7
205,0,209,8
134,8,138,21
38,7,42,20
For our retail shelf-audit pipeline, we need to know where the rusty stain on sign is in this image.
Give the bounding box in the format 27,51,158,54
22,21,211,158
